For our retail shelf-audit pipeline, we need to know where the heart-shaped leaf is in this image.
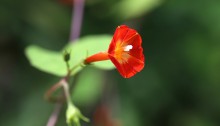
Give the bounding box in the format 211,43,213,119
25,35,116,76
25,45,67,76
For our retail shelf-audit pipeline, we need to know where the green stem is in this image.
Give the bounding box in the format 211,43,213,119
45,60,87,103
66,62,70,72
61,79,74,106
69,60,86,75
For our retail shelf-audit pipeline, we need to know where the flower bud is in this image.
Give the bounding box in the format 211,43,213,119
63,50,71,62
66,103,89,126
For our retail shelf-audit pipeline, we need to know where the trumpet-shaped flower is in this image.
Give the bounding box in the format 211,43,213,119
85,25,145,78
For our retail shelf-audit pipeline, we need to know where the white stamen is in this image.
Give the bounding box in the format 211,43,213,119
124,45,133,51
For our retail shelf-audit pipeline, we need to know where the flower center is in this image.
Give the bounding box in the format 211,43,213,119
114,42,131,63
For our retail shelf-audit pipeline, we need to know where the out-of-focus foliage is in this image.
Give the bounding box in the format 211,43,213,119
111,0,162,20
72,67,104,106
85,0,162,21
1,0,220,126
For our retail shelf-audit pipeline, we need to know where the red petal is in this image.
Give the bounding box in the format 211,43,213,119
108,54,144,78
108,25,145,78
108,25,130,54
125,32,144,61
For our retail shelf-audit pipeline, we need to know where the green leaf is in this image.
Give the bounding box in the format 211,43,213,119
72,67,104,106
111,0,162,20
25,35,115,77
25,45,67,76
64,35,115,74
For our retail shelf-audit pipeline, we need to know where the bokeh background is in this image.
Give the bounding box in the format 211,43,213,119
1,0,220,126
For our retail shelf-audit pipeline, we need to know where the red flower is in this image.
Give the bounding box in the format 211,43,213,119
85,25,145,78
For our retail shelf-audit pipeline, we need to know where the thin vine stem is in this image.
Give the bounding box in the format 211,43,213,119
61,79,73,106
70,0,85,42
46,0,85,125
45,60,85,102
46,103,62,126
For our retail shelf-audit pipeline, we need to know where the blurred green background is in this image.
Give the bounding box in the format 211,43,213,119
1,0,220,126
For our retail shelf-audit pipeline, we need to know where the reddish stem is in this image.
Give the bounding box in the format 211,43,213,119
70,0,85,41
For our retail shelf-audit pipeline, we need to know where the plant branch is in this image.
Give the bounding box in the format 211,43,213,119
61,79,73,105
44,80,63,103
70,0,85,42
46,103,63,126
46,78,67,126
47,0,85,125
